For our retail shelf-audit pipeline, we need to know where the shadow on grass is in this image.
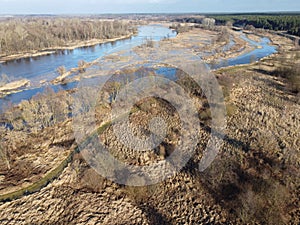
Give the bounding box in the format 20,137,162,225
139,204,172,225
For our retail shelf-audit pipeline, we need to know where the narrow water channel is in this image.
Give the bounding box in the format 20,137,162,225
209,33,277,69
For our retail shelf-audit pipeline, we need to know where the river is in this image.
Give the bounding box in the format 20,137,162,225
0,26,277,111
209,33,277,69
0,25,176,111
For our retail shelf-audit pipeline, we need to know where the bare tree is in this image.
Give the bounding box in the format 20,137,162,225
0,18,136,56
57,66,67,76
78,60,87,73
202,18,216,29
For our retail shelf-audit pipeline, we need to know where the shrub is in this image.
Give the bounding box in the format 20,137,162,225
56,66,67,76
273,64,300,93
78,60,87,73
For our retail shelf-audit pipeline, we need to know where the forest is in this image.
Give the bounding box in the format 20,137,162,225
173,14,300,36
210,14,300,36
0,17,135,56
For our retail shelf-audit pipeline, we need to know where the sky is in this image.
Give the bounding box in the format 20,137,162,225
0,0,299,14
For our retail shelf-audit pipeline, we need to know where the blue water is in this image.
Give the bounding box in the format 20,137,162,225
0,25,176,111
209,34,277,70
155,67,178,80
0,25,176,82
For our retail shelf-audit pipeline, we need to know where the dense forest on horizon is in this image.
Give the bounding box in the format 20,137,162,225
171,13,300,36
209,14,300,36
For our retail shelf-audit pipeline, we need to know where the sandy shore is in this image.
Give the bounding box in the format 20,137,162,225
0,79,29,92
0,79,31,98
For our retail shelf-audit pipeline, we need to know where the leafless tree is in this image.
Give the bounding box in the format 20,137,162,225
0,17,136,56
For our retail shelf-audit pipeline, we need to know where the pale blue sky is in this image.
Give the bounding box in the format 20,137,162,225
0,0,299,14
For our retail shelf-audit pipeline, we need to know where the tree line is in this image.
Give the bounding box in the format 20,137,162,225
172,14,300,36
210,14,300,36
0,17,136,56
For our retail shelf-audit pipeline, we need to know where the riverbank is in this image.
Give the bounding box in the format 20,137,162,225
0,33,135,63
0,79,30,97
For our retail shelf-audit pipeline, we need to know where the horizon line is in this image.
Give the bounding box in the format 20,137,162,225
0,11,300,16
